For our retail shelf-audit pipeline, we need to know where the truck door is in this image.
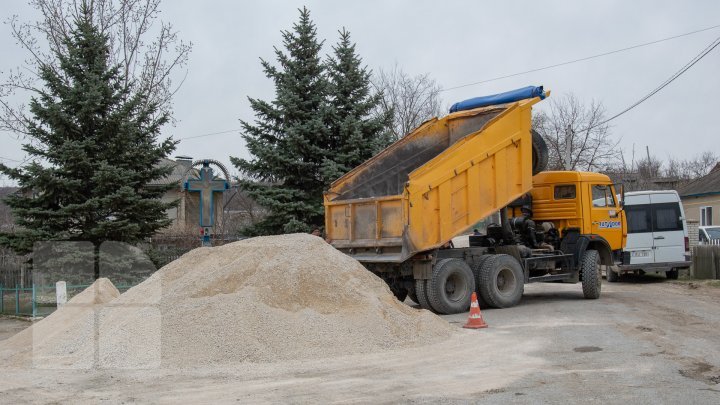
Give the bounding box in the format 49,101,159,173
650,193,685,263
589,184,623,250
623,194,654,264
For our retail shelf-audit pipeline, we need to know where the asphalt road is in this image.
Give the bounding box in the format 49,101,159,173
2,275,720,404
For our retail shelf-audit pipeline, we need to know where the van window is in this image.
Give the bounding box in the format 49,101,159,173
653,203,683,232
592,185,616,208
554,185,576,199
625,204,651,233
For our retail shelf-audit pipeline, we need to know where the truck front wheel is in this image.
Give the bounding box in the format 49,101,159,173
581,249,602,299
426,259,475,314
478,254,524,308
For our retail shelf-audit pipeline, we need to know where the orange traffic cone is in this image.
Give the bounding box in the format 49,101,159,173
463,292,488,329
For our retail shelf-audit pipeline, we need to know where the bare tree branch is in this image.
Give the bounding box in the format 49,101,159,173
532,93,621,172
371,64,442,141
0,0,192,135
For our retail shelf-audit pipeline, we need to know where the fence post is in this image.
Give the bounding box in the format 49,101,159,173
15,284,20,315
32,284,37,318
0,283,4,313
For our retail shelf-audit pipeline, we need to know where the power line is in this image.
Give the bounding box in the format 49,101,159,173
441,23,720,92
177,128,240,141
579,33,720,132
175,24,720,142
0,155,22,163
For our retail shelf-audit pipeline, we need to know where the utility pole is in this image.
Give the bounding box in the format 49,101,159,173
646,145,651,163
565,125,573,170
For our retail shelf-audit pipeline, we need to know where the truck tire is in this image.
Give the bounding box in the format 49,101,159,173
606,265,619,282
580,249,602,299
407,283,419,304
531,130,549,175
471,256,493,308
478,254,524,308
426,259,475,314
666,269,679,280
414,278,435,312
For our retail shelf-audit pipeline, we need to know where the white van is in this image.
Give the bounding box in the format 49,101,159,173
607,190,691,281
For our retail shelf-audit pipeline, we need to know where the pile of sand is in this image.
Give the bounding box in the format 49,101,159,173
1,234,455,368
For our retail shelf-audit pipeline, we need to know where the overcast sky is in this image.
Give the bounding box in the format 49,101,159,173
1,0,719,184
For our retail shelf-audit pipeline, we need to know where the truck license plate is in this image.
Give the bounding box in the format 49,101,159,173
631,251,650,257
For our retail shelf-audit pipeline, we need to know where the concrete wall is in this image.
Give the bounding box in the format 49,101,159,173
682,194,720,225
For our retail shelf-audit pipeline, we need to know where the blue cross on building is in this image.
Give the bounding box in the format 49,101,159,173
184,161,229,245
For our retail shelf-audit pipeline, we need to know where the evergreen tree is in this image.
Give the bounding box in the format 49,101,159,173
322,28,393,183
0,4,176,277
231,7,329,235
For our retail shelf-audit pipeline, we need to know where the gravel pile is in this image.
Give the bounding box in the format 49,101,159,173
1,234,455,368
0,278,119,368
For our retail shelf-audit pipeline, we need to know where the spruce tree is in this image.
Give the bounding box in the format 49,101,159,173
231,7,329,235
0,5,176,277
322,28,393,183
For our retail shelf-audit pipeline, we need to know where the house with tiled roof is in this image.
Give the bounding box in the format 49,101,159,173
679,163,720,226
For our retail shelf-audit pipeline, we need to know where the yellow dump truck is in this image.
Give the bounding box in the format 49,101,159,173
324,86,626,314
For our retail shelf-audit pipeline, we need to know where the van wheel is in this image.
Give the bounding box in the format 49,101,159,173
478,254,524,308
426,259,475,314
531,130,549,175
414,279,434,312
666,269,679,280
581,249,602,299
606,266,619,282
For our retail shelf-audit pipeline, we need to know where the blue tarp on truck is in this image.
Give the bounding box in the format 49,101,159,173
449,86,546,113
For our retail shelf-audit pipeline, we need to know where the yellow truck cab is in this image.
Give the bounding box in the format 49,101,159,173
529,171,626,259
325,86,627,314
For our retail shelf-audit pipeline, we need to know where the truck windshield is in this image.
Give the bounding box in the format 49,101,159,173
592,185,616,208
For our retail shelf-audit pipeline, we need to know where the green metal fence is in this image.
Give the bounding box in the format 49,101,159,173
0,283,134,317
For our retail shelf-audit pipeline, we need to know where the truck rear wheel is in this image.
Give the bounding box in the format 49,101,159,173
407,283,419,304
427,259,475,314
478,254,524,308
471,256,493,308
531,130,549,175
581,249,602,299
666,269,679,280
414,279,434,312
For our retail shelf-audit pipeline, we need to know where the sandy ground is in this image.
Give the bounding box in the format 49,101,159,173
0,318,32,342
2,275,720,404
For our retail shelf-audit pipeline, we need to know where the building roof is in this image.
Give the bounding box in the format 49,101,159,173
679,166,720,198
149,158,196,187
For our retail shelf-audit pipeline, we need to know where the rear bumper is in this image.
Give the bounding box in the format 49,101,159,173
615,261,691,272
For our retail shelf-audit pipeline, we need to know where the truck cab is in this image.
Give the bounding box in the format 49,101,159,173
528,171,626,262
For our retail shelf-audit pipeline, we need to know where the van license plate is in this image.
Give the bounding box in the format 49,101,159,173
631,251,650,257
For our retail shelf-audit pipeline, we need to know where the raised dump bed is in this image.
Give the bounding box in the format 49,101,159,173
325,87,548,264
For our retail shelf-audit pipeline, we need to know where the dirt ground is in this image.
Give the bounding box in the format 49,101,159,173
2,275,720,404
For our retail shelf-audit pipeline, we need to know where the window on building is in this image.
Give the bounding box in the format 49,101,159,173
701,206,713,226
